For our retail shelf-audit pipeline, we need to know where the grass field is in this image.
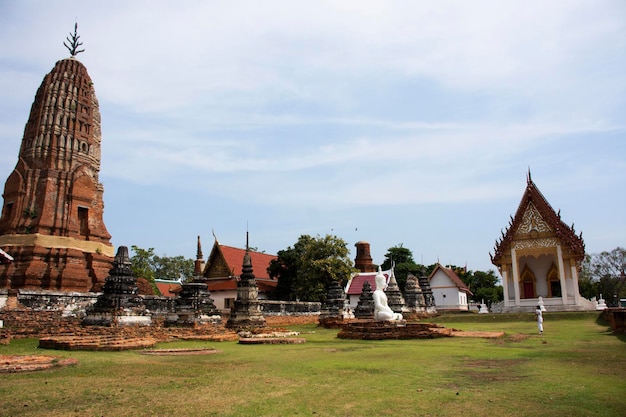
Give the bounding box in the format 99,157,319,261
0,312,624,417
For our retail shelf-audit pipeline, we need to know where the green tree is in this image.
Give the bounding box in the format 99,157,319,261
130,245,194,295
267,234,356,302
461,269,503,306
380,244,420,291
580,247,626,306
267,235,313,300
153,254,194,281
578,254,597,300
130,246,157,282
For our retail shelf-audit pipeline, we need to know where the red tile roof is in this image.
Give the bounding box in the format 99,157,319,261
217,245,277,279
154,280,182,297
206,279,237,291
203,242,278,293
205,277,277,293
346,270,390,295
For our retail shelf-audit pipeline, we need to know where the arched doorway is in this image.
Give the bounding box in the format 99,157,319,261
547,263,561,298
520,265,536,299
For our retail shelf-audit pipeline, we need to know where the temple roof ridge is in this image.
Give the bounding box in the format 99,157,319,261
491,175,585,265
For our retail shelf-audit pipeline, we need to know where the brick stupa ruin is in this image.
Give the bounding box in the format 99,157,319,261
0,25,114,292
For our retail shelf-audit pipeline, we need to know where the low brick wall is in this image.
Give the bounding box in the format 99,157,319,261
0,292,322,339
338,321,450,340
0,309,82,338
601,308,626,333
0,291,320,318
0,308,232,341
260,300,321,316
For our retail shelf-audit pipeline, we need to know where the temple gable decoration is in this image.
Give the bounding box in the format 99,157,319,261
516,203,552,236
490,172,590,312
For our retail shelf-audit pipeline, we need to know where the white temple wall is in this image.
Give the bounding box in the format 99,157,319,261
430,271,468,310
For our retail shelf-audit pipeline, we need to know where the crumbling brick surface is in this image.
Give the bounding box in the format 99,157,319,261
264,315,319,326
337,321,452,340
0,308,237,342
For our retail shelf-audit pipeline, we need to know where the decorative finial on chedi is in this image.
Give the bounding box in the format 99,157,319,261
64,22,85,57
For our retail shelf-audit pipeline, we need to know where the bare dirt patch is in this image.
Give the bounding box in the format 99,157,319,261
508,333,530,342
449,330,505,338
0,355,78,373
239,337,306,345
38,335,157,351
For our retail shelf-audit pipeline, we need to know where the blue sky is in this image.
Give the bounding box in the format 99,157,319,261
0,1,624,274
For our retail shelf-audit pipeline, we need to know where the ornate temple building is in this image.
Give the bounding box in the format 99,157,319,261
0,26,114,292
200,235,277,312
491,172,592,312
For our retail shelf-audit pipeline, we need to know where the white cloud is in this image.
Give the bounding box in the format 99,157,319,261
0,1,624,267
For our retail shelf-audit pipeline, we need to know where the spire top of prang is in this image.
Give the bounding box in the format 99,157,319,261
64,22,85,57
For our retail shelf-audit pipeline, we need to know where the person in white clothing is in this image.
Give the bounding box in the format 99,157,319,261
535,305,543,334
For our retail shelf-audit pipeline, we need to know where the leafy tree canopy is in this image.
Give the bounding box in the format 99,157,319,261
580,247,626,306
267,234,356,302
380,244,420,291
130,245,194,295
456,268,503,305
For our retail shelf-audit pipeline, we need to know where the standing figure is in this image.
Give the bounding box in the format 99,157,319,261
535,305,544,334
373,268,403,321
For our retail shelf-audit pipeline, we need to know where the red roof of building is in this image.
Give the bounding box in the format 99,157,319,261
202,241,278,293
345,270,390,295
206,278,237,292
218,245,276,279
154,280,182,297
205,277,278,293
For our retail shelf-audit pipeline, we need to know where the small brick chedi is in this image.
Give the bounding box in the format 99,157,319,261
226,236,266,329
0,28,114,292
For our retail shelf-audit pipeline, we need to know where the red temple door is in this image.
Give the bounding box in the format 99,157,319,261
523,281,534,298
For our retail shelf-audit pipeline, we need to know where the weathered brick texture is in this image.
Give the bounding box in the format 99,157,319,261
0,57,114,291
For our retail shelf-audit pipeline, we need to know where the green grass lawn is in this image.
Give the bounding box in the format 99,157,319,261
0,312,624,417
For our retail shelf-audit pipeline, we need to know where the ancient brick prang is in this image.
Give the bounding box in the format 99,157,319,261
354,241,376,273
0,56,113,292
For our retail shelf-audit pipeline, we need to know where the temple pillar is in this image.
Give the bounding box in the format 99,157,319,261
571,263,581,304
501,267,510,308
556,245,568,305
511,248,520,306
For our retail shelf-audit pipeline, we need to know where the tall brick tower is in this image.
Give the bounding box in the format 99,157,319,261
354,241,376,273
0,25,114,292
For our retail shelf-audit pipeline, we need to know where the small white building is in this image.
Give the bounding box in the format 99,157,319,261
429,264,472,311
